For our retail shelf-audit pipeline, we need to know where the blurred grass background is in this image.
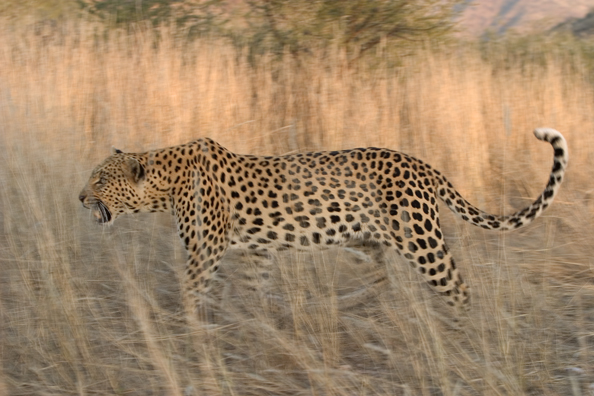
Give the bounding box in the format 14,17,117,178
1,2,594,394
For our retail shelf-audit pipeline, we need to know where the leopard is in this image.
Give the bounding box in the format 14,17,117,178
79,128,568,314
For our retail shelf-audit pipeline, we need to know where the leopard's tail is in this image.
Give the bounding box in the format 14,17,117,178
436,128,568,231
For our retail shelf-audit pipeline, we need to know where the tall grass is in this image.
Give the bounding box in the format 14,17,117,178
1,20,593,395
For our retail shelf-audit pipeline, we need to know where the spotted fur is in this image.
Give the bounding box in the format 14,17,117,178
79,128,568,312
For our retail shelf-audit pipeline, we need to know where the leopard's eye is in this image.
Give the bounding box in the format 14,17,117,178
94,177,106,186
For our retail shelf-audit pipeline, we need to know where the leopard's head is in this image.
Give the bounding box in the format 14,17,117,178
79,148,146,225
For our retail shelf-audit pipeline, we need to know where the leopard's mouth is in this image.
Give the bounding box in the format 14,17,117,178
92,201,112,224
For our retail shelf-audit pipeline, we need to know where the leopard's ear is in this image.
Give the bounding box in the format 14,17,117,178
111,146,124,155
122,157,145,184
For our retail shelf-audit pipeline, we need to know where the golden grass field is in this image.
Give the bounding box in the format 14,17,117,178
1,20,594,395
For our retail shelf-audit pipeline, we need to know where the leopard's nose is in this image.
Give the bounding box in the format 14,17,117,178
79,193,86,203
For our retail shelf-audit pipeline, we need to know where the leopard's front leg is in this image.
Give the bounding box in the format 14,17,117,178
182,255,225,320
174,182,231,319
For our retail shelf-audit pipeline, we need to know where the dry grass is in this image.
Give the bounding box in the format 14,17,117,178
1,19,593,395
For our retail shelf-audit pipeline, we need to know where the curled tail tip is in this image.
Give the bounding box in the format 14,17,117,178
534,127,568,165
533,127,565,144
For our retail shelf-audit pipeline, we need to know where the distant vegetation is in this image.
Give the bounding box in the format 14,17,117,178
3,0,594,72
3,0,464,58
